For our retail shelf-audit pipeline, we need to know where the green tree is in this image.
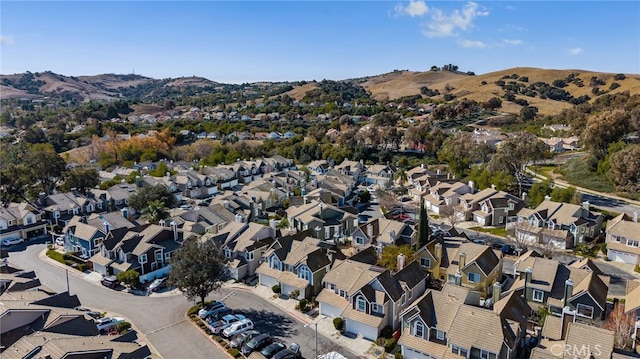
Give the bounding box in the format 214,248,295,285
116,270,140,288
417,199,429,248
377,244,416,272
550,186,580,204
168,239,229,306
394,169,408,194
28,143,67,195
128,185,176,211
60,167,100,194
141,199,168,224
582,109,631,160
527,180,552,207
608,144,640,191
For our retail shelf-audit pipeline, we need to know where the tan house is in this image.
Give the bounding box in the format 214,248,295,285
350,217,415,253
472,191,525,228
514,199,603,249
0,202,48,242
398,284,529,359
317,259,426,341
454,188,499,221
212,222,276,280
423,181,473,215
286,200,358,243
536,316,614,359
415,238,503,298
605,212,640,265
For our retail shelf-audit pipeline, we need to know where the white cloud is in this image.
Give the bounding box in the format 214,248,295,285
0,36,14,45
568,47,583,55
458,39,486,48
395,0,429,17
502,39,522,45
422,2,489,38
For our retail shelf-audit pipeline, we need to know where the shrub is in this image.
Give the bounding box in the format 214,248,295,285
600,243,607,255
187,305,202,317
290,289,300,299
46,249,65,264
228,348,241,358
395,352,404,359
384,338,397,353
380,325,393,339
333,317,344,331
117,270,140,288
272,284,281,294
213,335,223,343
116,321,132,333
297,299,308,312
609,82,621,91
613,73,626,81
635,264,640,273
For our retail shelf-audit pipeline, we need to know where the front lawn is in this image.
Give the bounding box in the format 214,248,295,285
469,226,507,237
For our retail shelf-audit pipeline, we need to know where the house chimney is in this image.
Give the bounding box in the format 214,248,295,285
269,219,278,236
223,199,230,210
634,212,639,223
525,267,532,283
563,278,574,306
120,207,129,219
135,175,141,186
38,192,47,207
367,223,374,238
493,282,502,302
582,201,590,213
103,221,110,234
159,219,166,227
390,230,396,244
490,184,496,190
193,206,200,222
454,271,462,286
437,169,441,175
165,172,170,177
327,249,334,263
435,243,442,260
522,192,527,202
560,307,575,340
170,221,178,241
71,187,78,196
468,181,475,191
544,195,551,201
235,213,243,223
397,253,406,271
459,252,466,268
421,163,425,169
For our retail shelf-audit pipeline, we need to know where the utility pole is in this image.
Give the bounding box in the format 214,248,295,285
66,269,70,294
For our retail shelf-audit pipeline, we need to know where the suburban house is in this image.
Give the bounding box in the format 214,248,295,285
315,170,358,202
605,212,640,265
510,256,609,321
263,155,296,173
0,202,48,241
206,222,276,280
472,191,526,227
535,315,614,359
257,235,344,299
409,174,440,202
624,280,640,351
242,180,288,211
350,217,415,253
62,216,108,259
514,199,603,249
306,160,331,175
398,284,529,359
334,158,365,182
201,166,239,190
317,258,427,341
454,188,499,222
423,181,473,215
88,181,137,213
166,204,236,235
38,190,101,226
365,164,395,186
286,200,358,243
415,237,503,297
170,170,219,199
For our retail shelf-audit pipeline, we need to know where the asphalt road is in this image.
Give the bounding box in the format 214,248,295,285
6,240,351,359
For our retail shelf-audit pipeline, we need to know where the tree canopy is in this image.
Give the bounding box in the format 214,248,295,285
128,184,176,211
377,244,416,272
168,239,229,306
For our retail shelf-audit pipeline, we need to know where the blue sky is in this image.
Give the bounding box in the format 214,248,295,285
1,1,639,83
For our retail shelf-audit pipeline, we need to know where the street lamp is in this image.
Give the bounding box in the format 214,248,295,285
304,321,319,359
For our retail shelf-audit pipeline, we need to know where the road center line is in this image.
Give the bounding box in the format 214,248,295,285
145,319,187,335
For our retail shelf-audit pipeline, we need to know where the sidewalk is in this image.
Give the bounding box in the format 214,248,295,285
230,283,383,359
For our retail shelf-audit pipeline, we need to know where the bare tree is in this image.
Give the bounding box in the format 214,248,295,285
604,302,635,350
441,204,461,229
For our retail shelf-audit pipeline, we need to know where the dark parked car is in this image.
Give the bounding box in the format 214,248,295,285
101,275,118,288
242,333,272,356
273,343,301,359
230,330,260,349
260,342,287,359
501,244,517,255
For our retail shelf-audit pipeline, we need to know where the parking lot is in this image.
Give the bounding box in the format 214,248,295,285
205,287,352,359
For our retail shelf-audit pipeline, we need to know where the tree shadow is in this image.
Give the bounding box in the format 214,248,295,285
234,308,299,339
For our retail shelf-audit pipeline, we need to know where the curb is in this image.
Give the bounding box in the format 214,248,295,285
184,311,235,359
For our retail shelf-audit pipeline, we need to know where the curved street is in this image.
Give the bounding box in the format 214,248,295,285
7,241,227,359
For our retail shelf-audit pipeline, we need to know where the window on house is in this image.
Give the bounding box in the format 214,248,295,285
246,251,254,261
139,254,147,264
436,330,445,340
218,224,224,231
499,216,504,224
269,256,281,270
225,248,232,258
165,253,171,261
467,272,480,283
480,350,491,359
508,203,514,211
533,289,544,302
414,322,424,338
357,297,366,312
420,257,430,267
298,266,311,281
626,239,640,248
356,237,365,245
94,238,103,247
329,283,336,291
339,290,346,298
577,304,594,318
451,345,468,357
25,217,33,225
401,293,406,305
151,262,157,271
156,251,163,261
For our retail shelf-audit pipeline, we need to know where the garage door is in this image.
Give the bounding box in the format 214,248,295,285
282,284,301,299
259,274,279,288
320,303,343,318
608,250,639,265
345,319,378,341
402,347,431,359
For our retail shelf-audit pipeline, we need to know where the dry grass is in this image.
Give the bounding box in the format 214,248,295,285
283,83,318,101
164,77,219,87
130,103,165,115
364,70,468,100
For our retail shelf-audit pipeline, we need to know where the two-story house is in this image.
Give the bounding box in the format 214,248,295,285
317,259,426,341
38,190,100,226
334,158,365,182
306,160,331,175
88,181,137,214
286,201,358,243
510,256,609,321
399,284,529,359
350,217,415,253
424,181,473,215
535,314,614,359
605,212,640,265
201,166,239,190
257,235,344,299
365,164,395,186
263,155,296,173
0,202,48,242
415,238,503,297
453,188,499,222
472,191,525,227
514,199,603,249
624,280,640,351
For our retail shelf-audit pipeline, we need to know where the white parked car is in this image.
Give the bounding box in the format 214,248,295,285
1,237,24,247
96,317,125,331
222,318,254,338
210,314,246,335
